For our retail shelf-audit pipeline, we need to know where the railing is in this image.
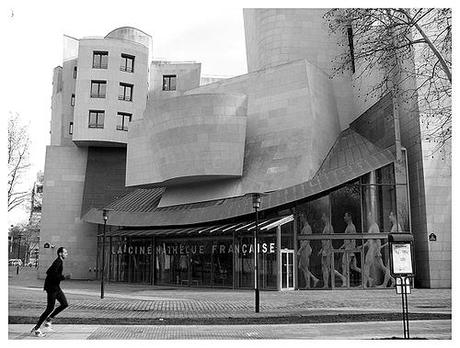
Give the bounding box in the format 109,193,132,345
93,63,108,69
90,93,106,98
118,95,132,101
120,65,134,73
88,123,104,129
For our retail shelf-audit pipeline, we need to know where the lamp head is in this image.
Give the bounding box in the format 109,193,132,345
102,208,114,222
252,194,261,209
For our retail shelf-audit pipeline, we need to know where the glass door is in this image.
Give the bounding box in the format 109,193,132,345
281,249,295,290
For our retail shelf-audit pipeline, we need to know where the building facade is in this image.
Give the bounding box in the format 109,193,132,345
39,10,451,289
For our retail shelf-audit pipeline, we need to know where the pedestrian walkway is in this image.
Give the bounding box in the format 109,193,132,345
8,267,452,325
9,320,452,340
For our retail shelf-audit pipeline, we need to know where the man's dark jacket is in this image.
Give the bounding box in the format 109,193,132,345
43,257,65,292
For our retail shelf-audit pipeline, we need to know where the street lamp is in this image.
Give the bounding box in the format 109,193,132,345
251,193,262,313
100,208,113,299
16,232,23,275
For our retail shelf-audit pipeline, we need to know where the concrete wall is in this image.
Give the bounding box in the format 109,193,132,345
50,66,63,146
421,141,451,288
72,37,149,146
149,61,201,99
39,145,98,280
127,93,247,188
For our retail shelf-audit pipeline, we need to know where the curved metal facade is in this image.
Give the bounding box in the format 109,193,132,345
127,93,247,186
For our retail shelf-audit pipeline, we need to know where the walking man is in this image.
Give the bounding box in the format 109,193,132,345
31,247,69,337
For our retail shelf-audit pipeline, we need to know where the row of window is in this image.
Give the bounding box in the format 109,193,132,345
89,80,134,101
68,111,132,134
71,64,176,94
93,51,135,72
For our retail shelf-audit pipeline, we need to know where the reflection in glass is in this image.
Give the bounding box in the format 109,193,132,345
319,212,335,288
297,213,319,288
362,211,395,288
335,213,362,287
331,181,361,234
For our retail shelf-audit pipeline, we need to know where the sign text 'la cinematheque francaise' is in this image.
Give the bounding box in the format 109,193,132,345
110,242,276,256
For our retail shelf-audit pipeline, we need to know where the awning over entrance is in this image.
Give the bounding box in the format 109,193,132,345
105,215,294,238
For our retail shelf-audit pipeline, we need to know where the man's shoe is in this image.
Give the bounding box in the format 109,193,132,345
30,328,45,337
44,319,53,330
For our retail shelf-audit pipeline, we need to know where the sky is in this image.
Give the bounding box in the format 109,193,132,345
3,0,248,225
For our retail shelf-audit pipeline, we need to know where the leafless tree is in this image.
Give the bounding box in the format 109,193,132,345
324,8,451,154
9,222,40,263
8,112,31,211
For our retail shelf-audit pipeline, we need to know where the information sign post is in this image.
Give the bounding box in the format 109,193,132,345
388,233,415,339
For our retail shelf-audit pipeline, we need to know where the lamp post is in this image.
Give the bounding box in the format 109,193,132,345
16,232,23,275
252,193,262,313
100,208,112,299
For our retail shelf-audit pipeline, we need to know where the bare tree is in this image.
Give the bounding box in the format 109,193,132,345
8,112,31,211
324,8,452,154
9,222,40,264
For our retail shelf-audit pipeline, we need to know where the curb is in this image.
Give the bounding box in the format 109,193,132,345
9,312,451,326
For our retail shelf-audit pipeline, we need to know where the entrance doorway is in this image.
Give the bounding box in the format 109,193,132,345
281,249,295,290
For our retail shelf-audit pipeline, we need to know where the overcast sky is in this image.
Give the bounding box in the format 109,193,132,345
4,0,248,224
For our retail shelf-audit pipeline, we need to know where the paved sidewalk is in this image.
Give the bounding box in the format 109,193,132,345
9,268,452,325
9,320,452,339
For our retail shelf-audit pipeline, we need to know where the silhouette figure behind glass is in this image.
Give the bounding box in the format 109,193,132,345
297,213,319,288
362,211,395,288
337,212,361,287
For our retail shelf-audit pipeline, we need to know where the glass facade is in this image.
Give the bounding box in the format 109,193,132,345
97,163,410,291
296,163,410,290
98,227,283,290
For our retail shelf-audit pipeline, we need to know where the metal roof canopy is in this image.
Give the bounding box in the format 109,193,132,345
105,215,294,238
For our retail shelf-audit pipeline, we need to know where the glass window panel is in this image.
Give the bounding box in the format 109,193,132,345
288,252,294,288
99,83,106,97
362,184,396,233
281,221,294,249
127,57,134,71
97,113,104,127
101,54,108,68
237,235,254,288
89,112,97,126
281,253,287,288
91,82,99,96
259,233,277,289
330,181,361,235
212,240,233,287
376,164,395,184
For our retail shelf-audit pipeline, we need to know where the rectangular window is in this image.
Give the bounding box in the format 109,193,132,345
120,54,135,72
116,112,132,131
347,26,355,74
118,83,133,101
162,75,176,91
88,110,105,128
71,94,75,106
92,51,108,69
90,80,107,98
69,122,73,135
73,66,77,79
